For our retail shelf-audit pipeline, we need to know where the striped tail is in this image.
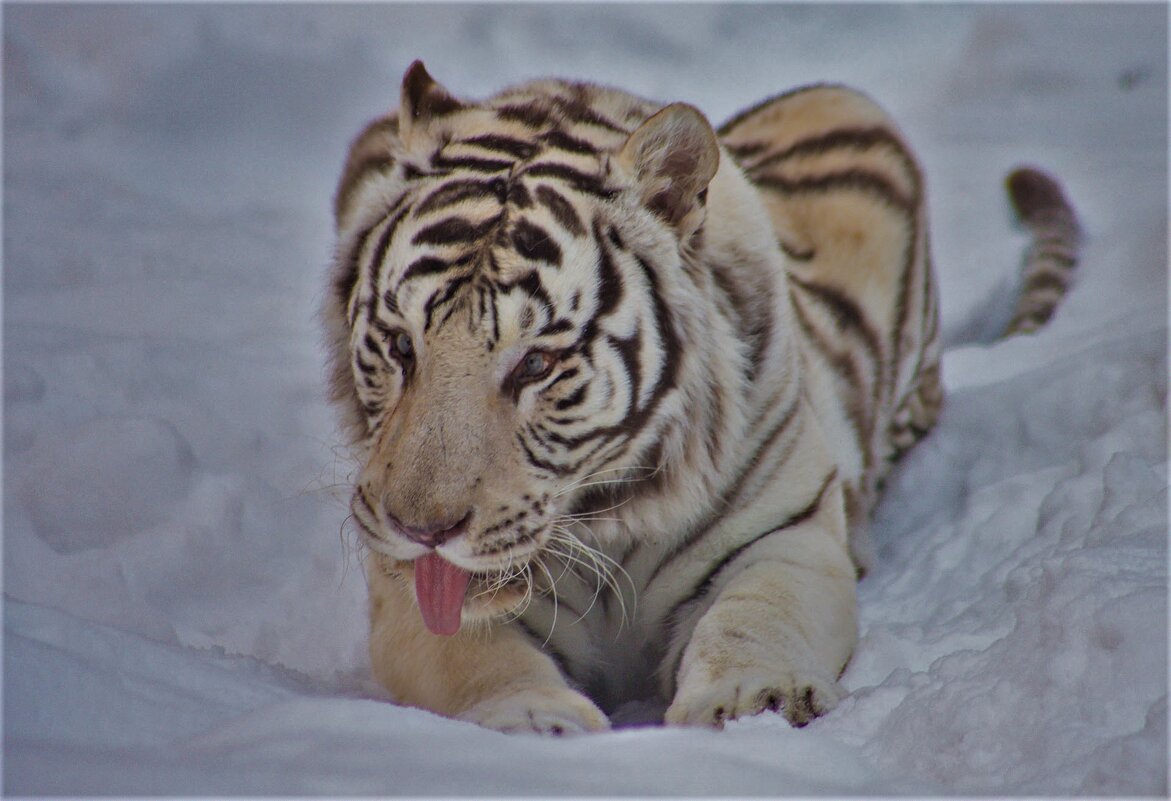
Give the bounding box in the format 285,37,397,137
1002,166,1082,337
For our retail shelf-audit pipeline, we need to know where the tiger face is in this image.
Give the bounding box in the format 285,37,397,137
332,63,719,635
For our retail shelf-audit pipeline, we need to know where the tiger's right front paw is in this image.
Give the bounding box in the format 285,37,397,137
458,686,610,735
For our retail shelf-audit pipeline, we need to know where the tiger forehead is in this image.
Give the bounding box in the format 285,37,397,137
413,130,611,210
397,145,610,297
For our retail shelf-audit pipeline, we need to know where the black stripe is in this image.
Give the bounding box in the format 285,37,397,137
754,169,915,213
554,383,588,411
502,270,553,311
1023,268,1072,295
545,366,580,391
335,199,408,312
723,140,769,161
549,255,679,451
730,388,805,501
551,95,628,134
488,281,500,348
535,185,585,237
534,423,575,449
497,102,554,129
595,224,624,318
666,469,838,630
414,179,507,217
710,265,773,384
431,154,513,173
365,205,410,295
381,289,400,316
517,432,573,476
412,214,502,247
462,133,538,160
539,318,575,336
369,318,397,341
511,219,563,266
354,353,378,376
752,126,907,171
540,129,599,155
607,226,624,251
788,289,872,459
400,252,475,285
508,180,533,209
645,390,801,585
361,399,382,419
522,163,616,198
362,333,383,359
636,255,681,399
787,273,883,366
424,273,473,332
607,331,641,417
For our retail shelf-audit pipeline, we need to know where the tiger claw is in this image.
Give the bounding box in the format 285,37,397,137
666,670,842,729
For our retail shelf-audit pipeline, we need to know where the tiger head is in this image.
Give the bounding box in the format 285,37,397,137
325,62,720,635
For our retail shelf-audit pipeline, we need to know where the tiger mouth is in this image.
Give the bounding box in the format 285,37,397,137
397,552,542,628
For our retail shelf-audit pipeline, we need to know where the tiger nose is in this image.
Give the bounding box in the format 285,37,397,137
387,512,470,548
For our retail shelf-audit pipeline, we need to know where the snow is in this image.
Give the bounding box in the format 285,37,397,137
3,3,1167,796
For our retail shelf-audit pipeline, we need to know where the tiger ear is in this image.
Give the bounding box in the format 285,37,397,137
399,60,464,146
616,103,720,232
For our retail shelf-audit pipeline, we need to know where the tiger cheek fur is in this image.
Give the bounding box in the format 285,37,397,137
325,62,1075,734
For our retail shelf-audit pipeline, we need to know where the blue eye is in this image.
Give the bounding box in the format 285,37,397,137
524,352,547,374
391,332,414,359
516,350,555,382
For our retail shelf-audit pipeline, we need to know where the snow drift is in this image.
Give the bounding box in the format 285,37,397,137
4,4,1166,795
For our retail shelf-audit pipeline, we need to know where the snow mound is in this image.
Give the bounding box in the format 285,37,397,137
19,417,197,552
4,4,1166,796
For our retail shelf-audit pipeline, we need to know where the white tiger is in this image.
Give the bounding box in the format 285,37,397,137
324,62,1080,733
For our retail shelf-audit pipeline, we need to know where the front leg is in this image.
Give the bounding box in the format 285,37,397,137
664,500,858,729
367,556,609,735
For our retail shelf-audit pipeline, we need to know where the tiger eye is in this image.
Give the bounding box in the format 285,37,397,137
522,351,549,377
393,332,414,359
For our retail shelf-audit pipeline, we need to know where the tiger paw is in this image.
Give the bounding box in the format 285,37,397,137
664,667,843,729
458,686,611,735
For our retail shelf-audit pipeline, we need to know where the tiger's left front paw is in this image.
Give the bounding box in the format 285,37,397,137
459,686,610,736
665,667,843,729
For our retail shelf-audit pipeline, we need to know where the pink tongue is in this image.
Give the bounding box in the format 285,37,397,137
414,551,471,636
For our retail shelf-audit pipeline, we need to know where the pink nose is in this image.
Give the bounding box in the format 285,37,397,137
386,512,469,548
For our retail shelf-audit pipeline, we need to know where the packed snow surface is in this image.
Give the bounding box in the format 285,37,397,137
4,4,1167,796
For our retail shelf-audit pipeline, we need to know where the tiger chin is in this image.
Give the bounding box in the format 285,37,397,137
323,62,1080,735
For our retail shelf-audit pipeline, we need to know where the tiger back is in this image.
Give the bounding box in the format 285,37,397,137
324,62,1074,733
719,85,943,573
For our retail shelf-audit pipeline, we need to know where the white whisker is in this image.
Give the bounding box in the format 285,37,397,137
552,464,662,498
534,558,559,645
545,521,637,630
